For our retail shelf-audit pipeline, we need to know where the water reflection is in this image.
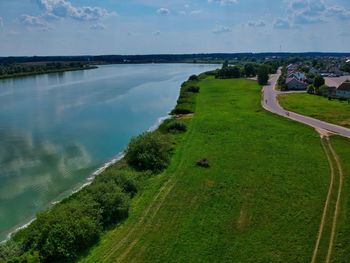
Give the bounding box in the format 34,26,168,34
0,126,92,199
0,63,219,240
0,126,93,238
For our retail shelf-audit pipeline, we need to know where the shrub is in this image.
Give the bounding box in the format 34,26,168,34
84,183,130,227
171,106,193,115
125,132,171,172
204,70,218,76
307,84,315,94
94,170,138,197
196,158,210,168
319,84,328,97
0,240,23,261
189,75,199,81
186,86,200,93
20,196,102,262
166,120,187,133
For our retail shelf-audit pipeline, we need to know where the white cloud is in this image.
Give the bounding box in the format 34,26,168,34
247,20,266,27
327,5,350,20
190,10,202,16
273,18,291,29
156,8,170,15
20,15,48,28
90,23,105,30
36,0,116,21
212,25,232,34
208,0,238,6
285,0,350,26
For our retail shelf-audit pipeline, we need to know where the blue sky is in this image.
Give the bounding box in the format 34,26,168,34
0,0,349,56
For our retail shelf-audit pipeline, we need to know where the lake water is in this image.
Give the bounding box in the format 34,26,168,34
0,63,218,241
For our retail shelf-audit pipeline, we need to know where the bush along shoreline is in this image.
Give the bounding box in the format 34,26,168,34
0,73,203,263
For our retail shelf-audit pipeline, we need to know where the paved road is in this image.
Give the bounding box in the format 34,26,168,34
262,70,350,139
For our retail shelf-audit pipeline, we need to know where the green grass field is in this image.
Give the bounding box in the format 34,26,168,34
278,93,350,128
330,136,350,263
80,77,330,262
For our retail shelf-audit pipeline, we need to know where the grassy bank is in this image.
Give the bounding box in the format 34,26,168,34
278,93,350,128
81,77,329,262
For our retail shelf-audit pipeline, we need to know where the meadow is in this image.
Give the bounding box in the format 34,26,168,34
81,77,330,262
278,93,350,128
330,136,350,263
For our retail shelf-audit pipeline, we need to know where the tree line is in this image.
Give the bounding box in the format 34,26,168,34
0,62,91,78
215,61,276,85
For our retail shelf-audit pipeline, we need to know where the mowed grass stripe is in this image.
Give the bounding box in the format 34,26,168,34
82,77,329,263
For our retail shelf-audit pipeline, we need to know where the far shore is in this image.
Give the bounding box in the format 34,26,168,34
0,65,98,80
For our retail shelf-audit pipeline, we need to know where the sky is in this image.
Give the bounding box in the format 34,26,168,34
0,0,349,56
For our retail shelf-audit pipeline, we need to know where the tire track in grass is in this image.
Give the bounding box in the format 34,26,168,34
311,136,344,263
115,179,177,262
101,178,176,262
326,141,344,263
311,138,335,263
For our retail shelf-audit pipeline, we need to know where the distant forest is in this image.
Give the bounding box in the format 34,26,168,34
1,52,350,65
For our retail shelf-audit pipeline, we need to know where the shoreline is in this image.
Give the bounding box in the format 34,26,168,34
2,115,171,243
0,65,98,80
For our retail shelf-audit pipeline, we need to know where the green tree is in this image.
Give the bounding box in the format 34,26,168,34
216,66,241,79
341,63,350,73
244,63,256,77
257,65,269,85
222,60,229,69
314,75,325,88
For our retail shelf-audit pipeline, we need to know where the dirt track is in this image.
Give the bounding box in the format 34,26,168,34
311,135,344,263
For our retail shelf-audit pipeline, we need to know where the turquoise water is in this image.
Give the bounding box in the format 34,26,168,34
0,64,217,240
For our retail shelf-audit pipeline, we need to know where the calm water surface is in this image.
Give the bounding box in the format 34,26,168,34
0,63,218,240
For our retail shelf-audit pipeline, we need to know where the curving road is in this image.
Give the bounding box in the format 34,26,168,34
262,70,350,139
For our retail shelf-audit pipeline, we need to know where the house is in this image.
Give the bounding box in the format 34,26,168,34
286,78,308,90
336,81,350,98
327,65,343,76
287,71,306,81
286,64,298,72
309,67,319,75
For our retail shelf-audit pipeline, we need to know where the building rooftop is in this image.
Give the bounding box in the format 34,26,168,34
337,81,350,91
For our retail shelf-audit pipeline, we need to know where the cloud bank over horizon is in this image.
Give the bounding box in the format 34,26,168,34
0,0,349,55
